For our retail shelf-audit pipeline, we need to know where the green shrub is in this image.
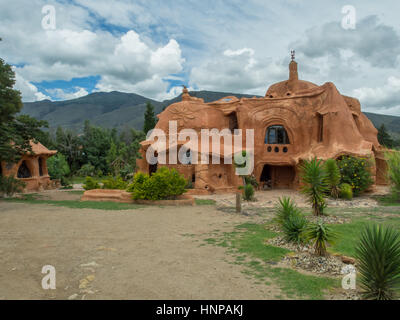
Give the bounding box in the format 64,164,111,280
83,176,100,190
244,175,259,188
300,158,328,216
77,163,96,177
128,167,187,200
241,183,255,201
282,213,308,244
339,183,353,200
324,158,341,198
385,151,400,201
47,154,70,180
60,176,73,189
101,176,128,190
337,156,373,196
356,224,400,300
304,220,338,256
0,176,26,197
275,196,302,225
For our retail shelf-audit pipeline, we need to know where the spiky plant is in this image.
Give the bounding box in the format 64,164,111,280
282,213,308,244
304,220,338,256
300,158,328,216
275,196,302,225
355,224,400,300
324,158,341,199
385,151,400,201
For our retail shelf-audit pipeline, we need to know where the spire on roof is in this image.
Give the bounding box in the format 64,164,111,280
182,85,190,101
289,50,298,81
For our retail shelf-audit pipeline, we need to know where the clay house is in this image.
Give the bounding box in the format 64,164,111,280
0,141,58,191
137,54,386,194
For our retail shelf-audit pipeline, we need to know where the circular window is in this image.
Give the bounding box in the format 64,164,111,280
274,147,279,153
267,146,272,152
283,147,288,153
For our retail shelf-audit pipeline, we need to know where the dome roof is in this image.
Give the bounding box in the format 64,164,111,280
265,59,318,98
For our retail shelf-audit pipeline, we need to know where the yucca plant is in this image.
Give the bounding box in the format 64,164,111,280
324,158,341,199
242,183,255,201
274,196,302,225
304,220,338,256
282,213,308,244
300,158,328,216
385,151,400,201
355,224,400,300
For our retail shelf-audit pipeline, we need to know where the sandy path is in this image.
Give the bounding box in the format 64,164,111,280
0,201,280,300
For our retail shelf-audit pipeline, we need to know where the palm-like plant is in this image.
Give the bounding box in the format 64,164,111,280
275,196,302,225
300,158,328,216
304,220,338,256
355,224,400,300
282,213,308,244
324,158,341,199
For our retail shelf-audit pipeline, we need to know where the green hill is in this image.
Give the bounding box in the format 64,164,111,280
21,91,400,135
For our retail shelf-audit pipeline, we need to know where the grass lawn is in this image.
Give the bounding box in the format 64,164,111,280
204,222,339,299
195,199,216,205
1,193,143,210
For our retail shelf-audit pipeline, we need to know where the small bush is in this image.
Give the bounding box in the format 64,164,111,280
77,163,96,177
83,176,100,190
282,213,308,244
356,224,400,300
337,156,373,196
0,176,26,197
385,151,400,201
128,167,187,200
101,176,128,190
244,175,259,188
325,158,341,198
60,176,73,189
275,196,302,225
242,183,255,201
339,183,353,200
304,220,338,256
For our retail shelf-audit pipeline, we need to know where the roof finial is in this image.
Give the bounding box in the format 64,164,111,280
291,49,295,61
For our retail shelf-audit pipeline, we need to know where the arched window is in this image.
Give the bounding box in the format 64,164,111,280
265,125,290,144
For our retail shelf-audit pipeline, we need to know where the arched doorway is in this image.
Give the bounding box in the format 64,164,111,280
149,163,157,176
260,164,295,189
17,160,32,178
38,157,44,176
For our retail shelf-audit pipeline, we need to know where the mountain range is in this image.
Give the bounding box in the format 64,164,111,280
21,90,400,136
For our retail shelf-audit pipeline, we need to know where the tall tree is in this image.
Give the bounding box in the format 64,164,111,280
143,101,157,135
0,39,47,163
378,124,394,149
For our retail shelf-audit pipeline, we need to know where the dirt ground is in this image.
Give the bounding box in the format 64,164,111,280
0,199,281,300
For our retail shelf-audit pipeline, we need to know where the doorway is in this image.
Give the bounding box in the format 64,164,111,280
260,164,295,189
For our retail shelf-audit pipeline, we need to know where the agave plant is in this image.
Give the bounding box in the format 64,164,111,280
282,213,308,244
355,224,400,300
300,158,328,216
304,220,338,256
274,196,302,225
324,158,341,199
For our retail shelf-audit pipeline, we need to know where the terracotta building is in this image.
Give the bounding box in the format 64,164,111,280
137,55,386,193
0,141,58,191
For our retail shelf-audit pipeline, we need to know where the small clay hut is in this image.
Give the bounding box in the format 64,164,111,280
0,141,57,191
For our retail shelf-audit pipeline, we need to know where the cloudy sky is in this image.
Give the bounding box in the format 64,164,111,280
1,0,399,115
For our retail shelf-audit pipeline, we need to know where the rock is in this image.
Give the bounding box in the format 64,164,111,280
80,261,99,268
341,256,356,264
68,294,78,300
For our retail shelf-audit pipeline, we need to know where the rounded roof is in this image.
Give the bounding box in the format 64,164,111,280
265,79,318,98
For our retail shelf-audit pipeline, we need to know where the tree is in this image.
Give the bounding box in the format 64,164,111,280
143,101,157,135
378,124,394,148
0,41,48,163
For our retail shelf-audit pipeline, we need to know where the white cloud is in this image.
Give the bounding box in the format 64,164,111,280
46,87,89,100
353,76,400,113
13,70,50,102
190,47,286,95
